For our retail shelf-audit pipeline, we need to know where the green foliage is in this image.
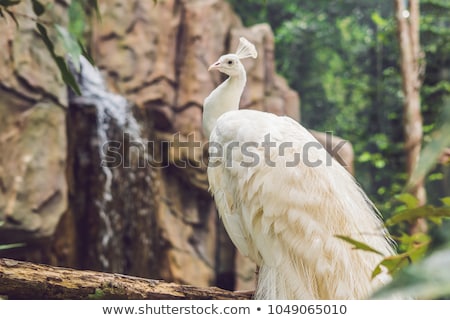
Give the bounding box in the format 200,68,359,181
88,288,105,299
372,246,450,299
372,236,429,279
55,24,82,71
229,0,449,214
336,113,450,295
229,3,449,296
408,98,450,189
0,0,100,95
36,22,81,95
334,235,384,256
386,204,450,227
68,0,87,39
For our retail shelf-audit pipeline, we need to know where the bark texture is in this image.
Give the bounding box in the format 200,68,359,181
0,258,250,299
395,0,425,203
395,0,426,232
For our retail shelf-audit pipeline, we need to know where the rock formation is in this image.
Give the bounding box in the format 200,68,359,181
0,0,299,291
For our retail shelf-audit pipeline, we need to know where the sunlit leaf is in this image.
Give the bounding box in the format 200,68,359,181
441,197,450,207
376,234,429,277
371,264,383,278
428,216,443,225
31,0,44,16
335,235,384,256
374,159,386,168
398,232,431,252
395,193,420,209
358,151,371,163
36,23,81,95
371,12,388,28
68,0,85,38
386,205,450,226
427,172,444,181
379,254,410,274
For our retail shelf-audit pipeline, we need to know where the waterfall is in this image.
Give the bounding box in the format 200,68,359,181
68,56,148,270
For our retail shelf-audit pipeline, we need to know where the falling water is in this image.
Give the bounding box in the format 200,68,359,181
71,56,145,269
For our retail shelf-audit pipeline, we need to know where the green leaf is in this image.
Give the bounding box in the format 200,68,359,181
358,151,371,163
0,0,20,7
36,22,54,50
427,172,444,181
373,232,430,279
68,0,85,38
379,254,410,274
31,0,44,16
386,206,450,226
335,235,384,256
428,216,443,225
88,288,105,299
395,193,420,209
36,23,81,95
372,246,450,299
55,55,81,95
371,264,383,279
374,159,386,168
55,24,81,71
441,197,450,207
371,12,387,28
0,243,25,251
78,40,95,66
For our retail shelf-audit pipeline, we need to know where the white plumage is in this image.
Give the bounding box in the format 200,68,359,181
203,38,394,299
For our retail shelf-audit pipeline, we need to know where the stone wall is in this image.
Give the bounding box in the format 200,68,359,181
0,0,299,291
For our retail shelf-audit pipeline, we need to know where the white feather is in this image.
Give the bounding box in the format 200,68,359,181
235,37,258,60
203,38,394,299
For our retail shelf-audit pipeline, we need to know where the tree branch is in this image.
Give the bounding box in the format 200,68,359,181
0,258,251,300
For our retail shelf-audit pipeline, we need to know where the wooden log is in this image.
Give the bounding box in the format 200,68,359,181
0,259,251,300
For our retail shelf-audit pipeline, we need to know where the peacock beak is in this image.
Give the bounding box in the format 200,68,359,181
208,61,221,71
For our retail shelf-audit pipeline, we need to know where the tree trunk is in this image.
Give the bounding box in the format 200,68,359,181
394,0,426,232
0,258,251,300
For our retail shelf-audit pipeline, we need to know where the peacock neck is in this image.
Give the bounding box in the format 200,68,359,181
222,74,247,109
203,71,247,138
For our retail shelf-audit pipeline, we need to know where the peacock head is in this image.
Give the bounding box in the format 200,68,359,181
208,54,242,76
208,37,258,77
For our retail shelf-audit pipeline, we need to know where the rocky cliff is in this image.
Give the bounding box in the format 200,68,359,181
0,0,299,291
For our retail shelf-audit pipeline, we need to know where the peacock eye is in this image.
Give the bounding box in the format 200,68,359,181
227,60,233,65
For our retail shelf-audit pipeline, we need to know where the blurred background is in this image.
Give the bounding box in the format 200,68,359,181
0,0,448,293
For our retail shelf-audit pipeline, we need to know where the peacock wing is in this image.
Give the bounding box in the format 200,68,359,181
208,109,392,299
